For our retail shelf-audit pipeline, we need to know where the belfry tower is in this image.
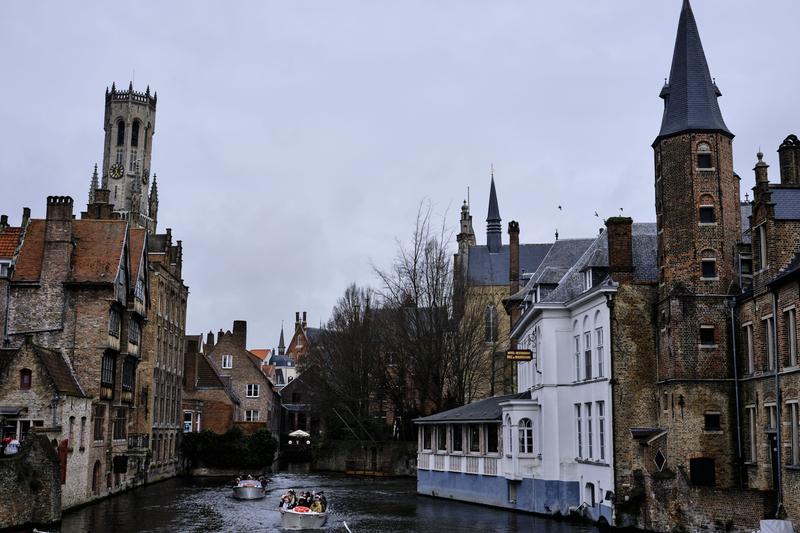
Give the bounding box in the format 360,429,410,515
96,82,158,233
654,0,741,488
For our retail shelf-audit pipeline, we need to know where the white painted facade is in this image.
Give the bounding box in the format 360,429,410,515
504,282,617,516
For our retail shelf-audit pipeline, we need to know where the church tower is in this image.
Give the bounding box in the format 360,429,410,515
486,175,502,253
99,82,158,233
654,0,741,488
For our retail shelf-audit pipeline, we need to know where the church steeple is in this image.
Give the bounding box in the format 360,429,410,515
278,323,286,356
149,173,159,233
657,0,732,142
486,172,502,253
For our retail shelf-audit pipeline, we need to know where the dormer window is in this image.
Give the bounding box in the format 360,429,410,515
697,142,713,170
584,269,593,291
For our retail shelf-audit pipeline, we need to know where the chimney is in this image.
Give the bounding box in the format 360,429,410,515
605,217,634,275
205,331,215,351
233,320,247,347
778,134,800,186
45,196,74,245
302,311,307,329
21,207,31,228
508,221,520,295
295,311,301,334
0,215,7,229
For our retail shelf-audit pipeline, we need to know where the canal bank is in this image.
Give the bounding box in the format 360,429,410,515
311,440,417,476
60,472,601,533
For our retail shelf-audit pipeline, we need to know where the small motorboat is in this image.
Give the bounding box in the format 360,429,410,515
279,506,328,529
232,478,266,500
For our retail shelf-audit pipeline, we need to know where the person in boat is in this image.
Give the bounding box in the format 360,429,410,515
297,491,310,507
279,489,297,509
317,491,328,512
310,495,324,513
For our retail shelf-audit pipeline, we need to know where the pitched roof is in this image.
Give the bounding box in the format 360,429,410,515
769,188,800,220
657,0,731,140
35,345,85,397
69,220,127,283
12,219,128,284
415,392,531,424
249,349,270,361
0,226,21,260
12,220,45,281
467,243,552,286
128,228,147,282
195,353,226,388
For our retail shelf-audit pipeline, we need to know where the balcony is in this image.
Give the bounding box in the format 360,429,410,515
128,433,150,452
417,452,500,477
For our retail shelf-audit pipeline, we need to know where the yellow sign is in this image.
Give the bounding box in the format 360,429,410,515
506,349,533,361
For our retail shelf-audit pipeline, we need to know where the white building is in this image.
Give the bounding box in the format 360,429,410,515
416,222,657,524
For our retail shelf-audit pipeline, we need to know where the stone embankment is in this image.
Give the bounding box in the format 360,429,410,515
0,433,61,531
312,440,416,476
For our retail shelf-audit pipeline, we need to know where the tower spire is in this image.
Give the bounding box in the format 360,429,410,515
88,163,99,203
278,322,286,356
486,172,502,253
657,0,732,141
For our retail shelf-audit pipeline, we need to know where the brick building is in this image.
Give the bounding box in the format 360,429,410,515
205,321,280,434
0,196,149,507
182,335,239,434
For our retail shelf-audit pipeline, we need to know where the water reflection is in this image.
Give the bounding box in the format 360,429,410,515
60,473,599,533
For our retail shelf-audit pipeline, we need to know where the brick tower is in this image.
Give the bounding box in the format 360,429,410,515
654,0,741,488
97,82,158,233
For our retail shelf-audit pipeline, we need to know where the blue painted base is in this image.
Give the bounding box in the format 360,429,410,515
417,470,611,523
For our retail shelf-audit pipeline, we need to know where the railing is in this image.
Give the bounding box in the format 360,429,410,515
128,433,150,450
417,452,501,477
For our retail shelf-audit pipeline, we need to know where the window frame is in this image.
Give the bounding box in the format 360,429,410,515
518,418,534,455
244,410,260,422
221,354,233,369
699,205,716,225
583,331,592,381
246,383,260,398
595,327,604,377
19,368,32,390
701,258,717,280
699,326,716,347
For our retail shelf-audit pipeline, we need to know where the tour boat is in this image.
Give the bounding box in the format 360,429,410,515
279,506,328,529
232,478,266,500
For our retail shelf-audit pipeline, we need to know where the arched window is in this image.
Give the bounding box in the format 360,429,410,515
485,305,498,343
116,120,125,147
518,418,533,454
697,142,713,169
20,368,32,390
131,120,140,147
92,461,102,494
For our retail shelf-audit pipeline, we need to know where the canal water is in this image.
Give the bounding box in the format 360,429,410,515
60,473,600,533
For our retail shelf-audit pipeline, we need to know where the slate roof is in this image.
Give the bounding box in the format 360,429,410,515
415,391,531,424
13,219,128,284
304,327,323,344
195,353,227,389
509,224,657,312
0,226,21,259
657,0,731,140
770,188,800,220
467,243,552,286
740,202,752,244
269,354,294,367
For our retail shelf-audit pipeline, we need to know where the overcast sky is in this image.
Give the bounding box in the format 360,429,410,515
2,1,799,349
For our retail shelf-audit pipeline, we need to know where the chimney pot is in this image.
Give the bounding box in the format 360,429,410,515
0,215,7,228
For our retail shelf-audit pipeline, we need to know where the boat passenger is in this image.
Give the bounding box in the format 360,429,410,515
279,489,297,509
310,496,323,513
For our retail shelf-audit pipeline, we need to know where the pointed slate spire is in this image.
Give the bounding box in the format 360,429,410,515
278,322,286,356
657,0,732,141
486,170,502,253
88,164,99,203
